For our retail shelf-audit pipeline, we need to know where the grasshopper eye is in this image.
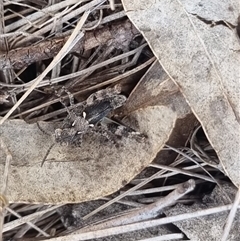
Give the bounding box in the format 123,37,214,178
83,112,86,119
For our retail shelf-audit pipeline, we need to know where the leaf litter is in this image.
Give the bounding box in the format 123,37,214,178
0,0,239,240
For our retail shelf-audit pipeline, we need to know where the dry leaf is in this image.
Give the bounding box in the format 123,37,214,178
0,105,176,204
120,60,198,165
122,0,240,186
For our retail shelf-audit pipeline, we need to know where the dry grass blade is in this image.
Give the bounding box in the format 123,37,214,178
165,144,218,182
109,0,115,11
128,179,205,196
12,0,106,47
5,0,80,32
221,187,240,241
151,163,215,183
3,205,63,233
138,234,184,241
5,207,50,237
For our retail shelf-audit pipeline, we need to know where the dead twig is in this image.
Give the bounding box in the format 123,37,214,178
82,157,187,221
79,179,196,232
0,20,138,70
